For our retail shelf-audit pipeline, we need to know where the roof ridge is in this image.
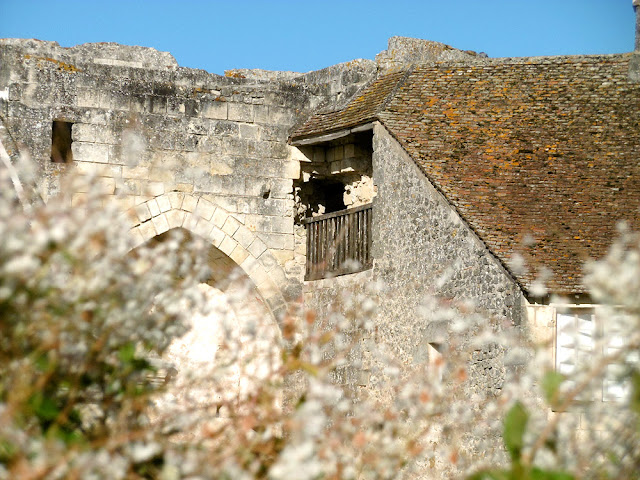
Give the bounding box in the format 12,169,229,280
290,68,412,141
375,66,415,116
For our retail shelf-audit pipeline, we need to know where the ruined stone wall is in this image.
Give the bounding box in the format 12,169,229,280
302,270,374,396
371,123,524,390
0,39,378,312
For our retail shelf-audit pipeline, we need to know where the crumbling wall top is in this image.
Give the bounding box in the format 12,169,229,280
375,36,487,71
0,38,178,70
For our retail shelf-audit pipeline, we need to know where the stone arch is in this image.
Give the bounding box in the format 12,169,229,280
126,191,289,322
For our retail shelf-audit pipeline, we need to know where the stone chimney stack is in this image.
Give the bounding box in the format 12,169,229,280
630,0,640,81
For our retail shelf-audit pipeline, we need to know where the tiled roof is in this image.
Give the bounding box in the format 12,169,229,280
291,54,640,295
292,70,408,139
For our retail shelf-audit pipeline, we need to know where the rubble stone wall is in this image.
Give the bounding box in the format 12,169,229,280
371,123,525,388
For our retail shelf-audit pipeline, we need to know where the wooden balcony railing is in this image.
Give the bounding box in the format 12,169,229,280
302,203,373,281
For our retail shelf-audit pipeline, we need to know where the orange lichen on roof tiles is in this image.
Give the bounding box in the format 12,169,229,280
291,70,409,139
292,53,640,296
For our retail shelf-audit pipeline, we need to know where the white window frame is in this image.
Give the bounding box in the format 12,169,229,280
554,304,632,403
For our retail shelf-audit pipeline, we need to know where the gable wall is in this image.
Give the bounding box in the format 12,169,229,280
371,123,525,394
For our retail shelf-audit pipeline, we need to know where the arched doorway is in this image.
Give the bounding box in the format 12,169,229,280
131,226,283,437
126,191,291,324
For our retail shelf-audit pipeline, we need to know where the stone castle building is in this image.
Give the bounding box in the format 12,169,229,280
1,2,640,442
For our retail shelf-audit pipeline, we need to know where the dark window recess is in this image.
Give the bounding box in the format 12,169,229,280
50,120,73,163
319,180,346,213
303,203,373,281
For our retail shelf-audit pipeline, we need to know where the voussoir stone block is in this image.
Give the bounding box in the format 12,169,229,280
233,224,256,249
247,237,268,258
194,217,213,238
218,235,238,257
207,226,226,247
156,194,171,213
211,207,229,228
182,194,198,213
137,220,156,241
183,212,199,231
166,209,186,229
195,198,216,220
221,215,241,236
147,199,161,217
151,213,170,235
229,245,250,265
167,191,184,209
134,203,152,223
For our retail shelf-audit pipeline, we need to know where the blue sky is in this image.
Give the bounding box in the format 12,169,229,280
0,0,635,75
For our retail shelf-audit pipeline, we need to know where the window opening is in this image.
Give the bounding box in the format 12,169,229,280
555,305,637,402
293,131,375,280
50,120,73,163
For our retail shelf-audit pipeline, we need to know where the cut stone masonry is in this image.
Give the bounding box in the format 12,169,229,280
2,24,640,465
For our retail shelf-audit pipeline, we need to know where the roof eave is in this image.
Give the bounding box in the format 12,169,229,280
289,122,375,146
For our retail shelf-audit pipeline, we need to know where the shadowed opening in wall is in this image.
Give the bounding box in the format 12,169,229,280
50,120,73,163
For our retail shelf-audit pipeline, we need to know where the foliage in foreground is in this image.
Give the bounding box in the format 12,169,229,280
1,141,640,479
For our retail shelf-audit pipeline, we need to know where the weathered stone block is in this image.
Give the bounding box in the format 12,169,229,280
182,194,198,212
272,249,295,266
270,216,294,234
167,191,184,209
76,88,102,108
240,255,260,276
166,209,186,229
221,215,241,236
194,217,212,238
152,213,170,234
129,226,145,248
207,226,226,248
149,96,167,115
183,212,199,231
96,176,116,194
167,97,186,116
229,245,249,265
137,220,156,242
72,123,96,142
233,224,256,249
202,100,228,120
218,235,237,257
195,198,216,221
228,103,254,123
73,142,109,163
247,237,267,258
254,104,269,124
250,264,270,286
283,160,300,179
147,181,165,197
122,165,150,179
147,199,161,217
239,123,260,140
205,195,237,213
268,106,295,125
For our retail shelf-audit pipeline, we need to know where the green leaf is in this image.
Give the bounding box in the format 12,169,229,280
29,392,60,422
34,353,50,372
118,342,136,363
630,370,640,417
503,401,529,461
531,467,574,480
541,371,564,407
0,439,17,462
467,469,513,480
